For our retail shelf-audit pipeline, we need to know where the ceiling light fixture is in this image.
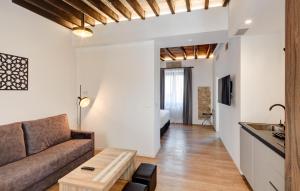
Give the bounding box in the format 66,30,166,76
72,14,93,38
244,19,253,25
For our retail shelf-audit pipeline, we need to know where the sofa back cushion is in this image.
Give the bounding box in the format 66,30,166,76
0,122,26,166
22,114,71,155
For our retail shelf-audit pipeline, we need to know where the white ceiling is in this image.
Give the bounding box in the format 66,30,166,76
75,0,286,48
228,0,285,36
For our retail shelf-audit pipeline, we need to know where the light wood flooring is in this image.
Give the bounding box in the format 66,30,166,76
48,124,250,191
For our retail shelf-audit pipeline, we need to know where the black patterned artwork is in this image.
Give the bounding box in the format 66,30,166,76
0,53,28,90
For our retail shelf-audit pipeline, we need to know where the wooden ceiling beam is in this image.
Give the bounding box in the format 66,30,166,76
205,0,209,10
185,0,191,12
223,0,230,7
211,44,217,57
206,44,212,59
126,0,145,20
47,0,95,26
166,0,175,14
194,45,198,59
87,0,119,22
166,48,176,61
24,0,81,26
194,46,198,59
108,0,131,20
12,0,74,29
146,0,160,16
181,47,187,60
197,45,203,57
64,0,107,24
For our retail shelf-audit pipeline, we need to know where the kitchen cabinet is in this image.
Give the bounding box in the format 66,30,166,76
253,138,284,191
240,128,284,191
240,128,254,187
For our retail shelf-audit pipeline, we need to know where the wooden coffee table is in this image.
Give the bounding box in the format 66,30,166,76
59,148,137,191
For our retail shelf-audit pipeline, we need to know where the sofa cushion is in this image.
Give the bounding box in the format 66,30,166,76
22,114,71,155
0,122,26,167
0,139,93,191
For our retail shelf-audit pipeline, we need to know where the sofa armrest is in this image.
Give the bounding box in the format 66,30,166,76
71,130,95,154
71,130,94,140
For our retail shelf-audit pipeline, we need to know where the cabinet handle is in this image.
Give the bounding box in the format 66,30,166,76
269,181,279,191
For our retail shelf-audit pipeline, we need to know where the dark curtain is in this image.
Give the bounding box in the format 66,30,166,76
183,68,192,125
160,69,165,109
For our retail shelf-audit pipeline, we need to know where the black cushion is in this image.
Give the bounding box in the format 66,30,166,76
134,163,156,178
132,163,157,191
122,182,148,191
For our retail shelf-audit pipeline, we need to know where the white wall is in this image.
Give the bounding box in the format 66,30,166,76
241,34,285,124
153,42,161,156
76,41,158,157
214,37,241,170
191,60,214,125
72,6,230,157
213,34,285,171
0,1,76,126
161,59,214,125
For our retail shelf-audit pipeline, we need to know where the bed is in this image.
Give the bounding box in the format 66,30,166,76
160,109,170,137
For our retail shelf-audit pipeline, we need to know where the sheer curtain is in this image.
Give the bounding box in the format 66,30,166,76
164,68,184,123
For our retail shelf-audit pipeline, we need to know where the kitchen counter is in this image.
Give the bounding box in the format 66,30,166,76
239,122,285,158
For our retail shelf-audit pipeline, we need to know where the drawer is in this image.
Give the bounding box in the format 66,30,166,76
253,139,285,191
268,170,284,191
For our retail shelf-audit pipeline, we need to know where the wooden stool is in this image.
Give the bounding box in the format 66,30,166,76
132,163,157,191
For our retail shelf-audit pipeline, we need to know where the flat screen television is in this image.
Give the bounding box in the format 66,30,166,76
218,75,232,106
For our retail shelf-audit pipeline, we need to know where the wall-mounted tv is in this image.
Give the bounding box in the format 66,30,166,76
218,75,232,106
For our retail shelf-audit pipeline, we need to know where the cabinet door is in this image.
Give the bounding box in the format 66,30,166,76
240,128,254,187
253,139,284,191
253,138,269,191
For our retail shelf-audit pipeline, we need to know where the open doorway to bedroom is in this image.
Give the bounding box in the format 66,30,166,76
159,44,217,136
154,37,251,189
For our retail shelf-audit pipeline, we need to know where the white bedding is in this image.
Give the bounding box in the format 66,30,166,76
160,110,170,128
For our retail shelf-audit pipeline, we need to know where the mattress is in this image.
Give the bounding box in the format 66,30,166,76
160,110,170,128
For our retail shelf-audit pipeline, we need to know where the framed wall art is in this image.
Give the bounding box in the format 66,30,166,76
0,52,28,90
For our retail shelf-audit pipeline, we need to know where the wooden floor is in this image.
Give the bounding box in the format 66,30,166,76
48,124,250,191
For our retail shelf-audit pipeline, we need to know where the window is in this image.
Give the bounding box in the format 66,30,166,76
164,68,184,123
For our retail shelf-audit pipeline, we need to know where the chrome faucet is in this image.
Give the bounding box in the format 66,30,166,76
269,104,286,127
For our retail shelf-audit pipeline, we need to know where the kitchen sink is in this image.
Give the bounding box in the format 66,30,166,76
247,123,278,131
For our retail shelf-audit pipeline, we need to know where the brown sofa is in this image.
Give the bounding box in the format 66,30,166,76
0,114,94,191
